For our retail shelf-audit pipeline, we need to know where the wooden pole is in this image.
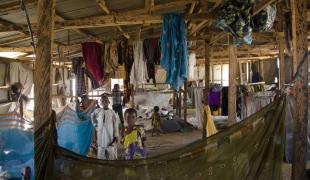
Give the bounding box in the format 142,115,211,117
202,39,210,139
277,33,285,88
183,79,188,122
178,90,182,117
276,4,285,88
228,37,237,125
19,99,23,118
34,0,55,130
130,85,135,108
291,0,308,179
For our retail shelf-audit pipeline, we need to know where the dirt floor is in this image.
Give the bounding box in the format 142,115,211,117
145,129,202,157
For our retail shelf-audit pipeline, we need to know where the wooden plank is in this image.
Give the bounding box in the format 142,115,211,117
0,18,29,35
178,91,182,117
97,0,130,39
183,79,188,122
277,32,285,88
34,0,55,131
228,40,237,125
0,46,33,52
291,0,309,180
145,0,154,14
252,0,277,16
0,0,36,15
202,40,210,139
57,13,212,29
55,10,102,42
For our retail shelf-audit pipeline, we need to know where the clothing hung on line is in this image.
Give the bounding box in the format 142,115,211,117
160,13,188,90
117,40,125,65
84,68,100,89
188,53,198,81
110,41,119,70
221,87,229,116
72,58,86,96
143,38,160,84
203,105,218,137
123,41,134,104
130,41,149,86
81,42,104,82
91,108,120,160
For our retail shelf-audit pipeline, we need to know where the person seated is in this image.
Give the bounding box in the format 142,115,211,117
151,106,161,137
122,108,146,160
10,82,29,102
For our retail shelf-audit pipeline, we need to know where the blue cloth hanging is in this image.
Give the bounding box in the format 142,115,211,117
57,107,94,155
160,13,188,90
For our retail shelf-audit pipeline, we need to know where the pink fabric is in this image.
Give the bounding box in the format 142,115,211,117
82,42,104,82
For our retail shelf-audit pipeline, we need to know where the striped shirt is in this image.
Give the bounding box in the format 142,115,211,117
112,90,122,105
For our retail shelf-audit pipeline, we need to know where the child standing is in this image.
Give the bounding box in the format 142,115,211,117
122,108,146,160
151,106,161,136
91,94,119,160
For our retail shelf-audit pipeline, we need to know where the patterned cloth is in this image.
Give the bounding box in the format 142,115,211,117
160,13,188,90
123,126,146,160
217,0,277,45
216,0,254,45
72,58,86,96
112,89,122,105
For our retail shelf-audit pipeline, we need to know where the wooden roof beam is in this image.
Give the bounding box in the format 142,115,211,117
97,0,130,39
0,0,36,15
145,0,155,14
55,10,102,43
0,46,33,52
0,18,29,35
189,0,223,36
252,0,277,16
57,13,209,30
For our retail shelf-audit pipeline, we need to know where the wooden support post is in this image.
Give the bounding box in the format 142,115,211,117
291,0,309,180
183,79,188,122
202,40,210,139
277,32,285,88
228,38,237,125
173,90,177,111
19,99,23,118
34,0,55,130
276,4,285,88
178,90,182,117
259,60,264,81
130,85,135,108
239,62,243,85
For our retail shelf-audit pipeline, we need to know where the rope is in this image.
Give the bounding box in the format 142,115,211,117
279,51,309,94
20,0,36,53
